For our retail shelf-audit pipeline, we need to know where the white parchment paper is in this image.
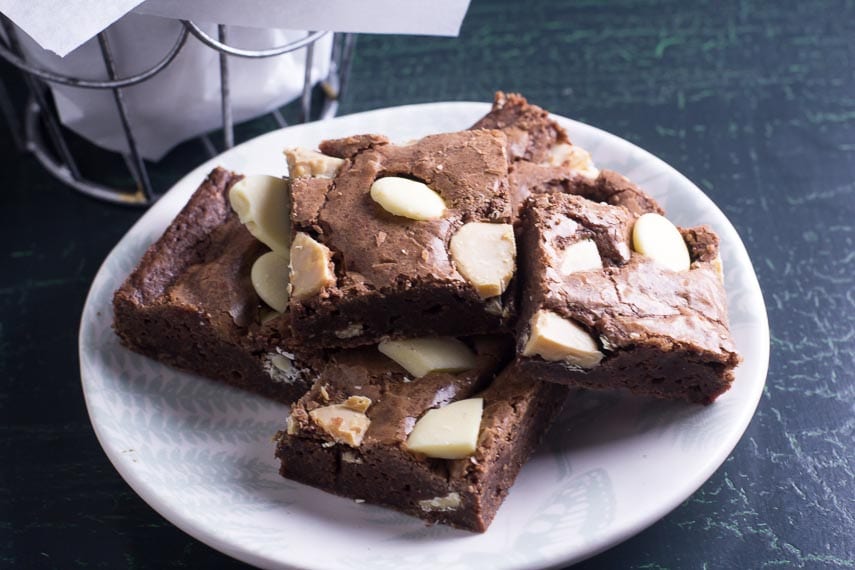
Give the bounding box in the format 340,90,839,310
0,0,145,57
0,0,470,159
136,0,472,38
1,0,470,57
14,13,332,160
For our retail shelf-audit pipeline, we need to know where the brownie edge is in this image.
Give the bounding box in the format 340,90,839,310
112,167,314,403
516,193,741,404
288,129,516,348
275,358,568,532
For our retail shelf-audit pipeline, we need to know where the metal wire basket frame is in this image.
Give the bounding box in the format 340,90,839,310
0,15,356,205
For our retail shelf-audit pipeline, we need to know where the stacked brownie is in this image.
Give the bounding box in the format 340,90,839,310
112,168,320,404
287,129,516,347
279,338,567,531
516,193,739,403
112,92,741,532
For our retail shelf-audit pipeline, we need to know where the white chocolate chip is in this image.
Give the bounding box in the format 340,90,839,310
559,239,603,275
334,323,364,339
632,213,691,272
285,414,298,435
309,403,372,447
341,395,372,413
711,254,724,283
406,398,483,459
522,310,604,368
250,251,290,312
263,350,309,385
547,143,600,179
229,175,291,254
418,492,462,512
378,337,477,379
269,353,293,373
318,385,330,403
369,176,446,220
341,450,363,464
449,222,516,299
284,147,344,179
290,232,335,300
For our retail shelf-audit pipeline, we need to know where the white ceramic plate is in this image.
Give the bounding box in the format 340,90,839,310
79,103,769,569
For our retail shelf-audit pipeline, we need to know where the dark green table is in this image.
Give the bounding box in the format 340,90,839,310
3,1,853,567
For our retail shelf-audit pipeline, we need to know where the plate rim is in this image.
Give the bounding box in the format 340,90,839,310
79,100,770,570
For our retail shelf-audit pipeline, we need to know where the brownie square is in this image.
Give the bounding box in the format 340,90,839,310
516,192,741,404
113,167,319,403
275,338,568,532
287,129,517,348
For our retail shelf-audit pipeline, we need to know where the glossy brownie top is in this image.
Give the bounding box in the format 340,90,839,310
114,168,264,342
290,129,512,292
287,336,511,447
519,192,739,362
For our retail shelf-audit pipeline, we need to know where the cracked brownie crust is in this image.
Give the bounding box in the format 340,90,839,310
113,168,318,403
276,338,568,531
517,193,741,404
473,92,665,218
289,129,516,348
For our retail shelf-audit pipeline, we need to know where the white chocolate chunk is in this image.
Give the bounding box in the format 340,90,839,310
318,385,331,403
450,222,516,298
378,337,477,378
406,398,483,459
250,251,290,312
341,395,372,413
369,176,446,220
264,350,306,385
334,323,364,339
284,147,344,179
309,403,372,447
229,175,291,254
419,492,461,512
632,213,691,272
289,232,335,300
711,254,724,283
341,450,363,464
559,239,603,275
285,414,298,435
548,143,600,179
522,310,604,368
269,353,293,373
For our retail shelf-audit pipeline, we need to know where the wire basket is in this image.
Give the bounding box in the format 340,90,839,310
0,15,356,206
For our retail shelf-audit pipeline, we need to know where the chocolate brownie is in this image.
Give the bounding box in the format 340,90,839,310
472,91,572,164
473,92,664,217
516,192,741,404
287,129,517,348
113,168,319,403
275,338,568,532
